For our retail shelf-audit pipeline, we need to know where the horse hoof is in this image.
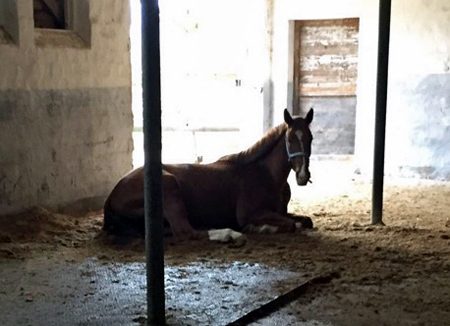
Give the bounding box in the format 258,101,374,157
303,217,313,229
296,217,313,229
208,228,245,243
229,235,247,248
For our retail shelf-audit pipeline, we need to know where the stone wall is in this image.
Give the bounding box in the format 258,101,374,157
0,0,132,215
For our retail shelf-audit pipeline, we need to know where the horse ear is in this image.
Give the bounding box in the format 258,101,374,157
306,108,314,124
284,109,294,126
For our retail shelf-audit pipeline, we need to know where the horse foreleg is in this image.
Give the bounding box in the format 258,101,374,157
277,182,291,215
285,213,314,229
162,173,206,240
277,183,313,229
242,212,296,234
207,228,246,244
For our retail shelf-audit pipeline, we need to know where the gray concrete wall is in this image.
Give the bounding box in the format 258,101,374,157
385,0,450,180
271,0,450,180
297,97,356,155
0,0,132,215
0,0,20,44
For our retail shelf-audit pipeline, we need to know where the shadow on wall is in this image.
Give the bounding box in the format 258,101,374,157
389,73,450,180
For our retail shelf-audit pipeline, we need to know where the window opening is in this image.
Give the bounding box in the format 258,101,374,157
34,0,66,29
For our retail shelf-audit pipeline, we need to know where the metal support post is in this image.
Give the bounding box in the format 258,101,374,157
371,0,392,225
141,0,165,324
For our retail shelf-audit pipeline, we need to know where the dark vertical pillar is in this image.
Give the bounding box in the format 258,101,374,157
141,0,165,325
371,0,392,225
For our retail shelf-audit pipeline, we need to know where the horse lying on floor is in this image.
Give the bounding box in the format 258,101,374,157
103,109,314,242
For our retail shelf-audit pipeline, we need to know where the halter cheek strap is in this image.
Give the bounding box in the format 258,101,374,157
285,137,307,161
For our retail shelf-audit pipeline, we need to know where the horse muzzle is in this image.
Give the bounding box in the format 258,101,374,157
295,170,311,186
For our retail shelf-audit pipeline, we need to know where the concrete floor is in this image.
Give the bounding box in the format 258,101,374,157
0,159,354,326
2,158,449,325
0,255,335,326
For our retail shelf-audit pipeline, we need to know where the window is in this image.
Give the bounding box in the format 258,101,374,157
34,0,66,29
33,0,92,48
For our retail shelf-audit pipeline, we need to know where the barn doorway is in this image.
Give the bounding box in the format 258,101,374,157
291,18,360,155
130,0,266,168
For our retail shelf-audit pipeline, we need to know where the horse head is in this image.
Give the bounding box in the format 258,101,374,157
284,108,314,186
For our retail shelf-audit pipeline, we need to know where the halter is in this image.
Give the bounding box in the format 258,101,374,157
285,136,308,161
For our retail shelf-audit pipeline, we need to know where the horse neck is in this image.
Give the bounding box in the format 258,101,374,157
261,134,292,187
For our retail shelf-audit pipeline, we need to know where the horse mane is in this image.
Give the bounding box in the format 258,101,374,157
218,123,287,164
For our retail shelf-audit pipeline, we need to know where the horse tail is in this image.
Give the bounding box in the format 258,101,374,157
103,194,116,233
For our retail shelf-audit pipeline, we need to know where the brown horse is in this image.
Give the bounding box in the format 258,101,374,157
103,109,314,241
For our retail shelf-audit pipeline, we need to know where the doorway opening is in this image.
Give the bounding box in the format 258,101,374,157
290,18,360,155
129,0,266,168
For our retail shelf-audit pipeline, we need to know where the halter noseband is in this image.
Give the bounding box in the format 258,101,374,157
285,136,308,161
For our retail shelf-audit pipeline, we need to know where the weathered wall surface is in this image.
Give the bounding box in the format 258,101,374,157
298,96,356,155
0,0,132,215
272,0,378,162
292,18,359,154
385,0,450,180
272,0,450,180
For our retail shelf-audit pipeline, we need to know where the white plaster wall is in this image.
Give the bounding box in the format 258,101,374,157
0,0,132,215
0,1,131,90
272,0,450,180
385,0,450,180
272,0,379,172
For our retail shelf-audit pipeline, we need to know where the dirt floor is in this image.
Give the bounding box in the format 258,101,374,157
1,161,450,326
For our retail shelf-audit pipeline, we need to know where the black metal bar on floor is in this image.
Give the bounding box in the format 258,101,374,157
141,0,165,325
227,272,339,326
371,0,392,225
